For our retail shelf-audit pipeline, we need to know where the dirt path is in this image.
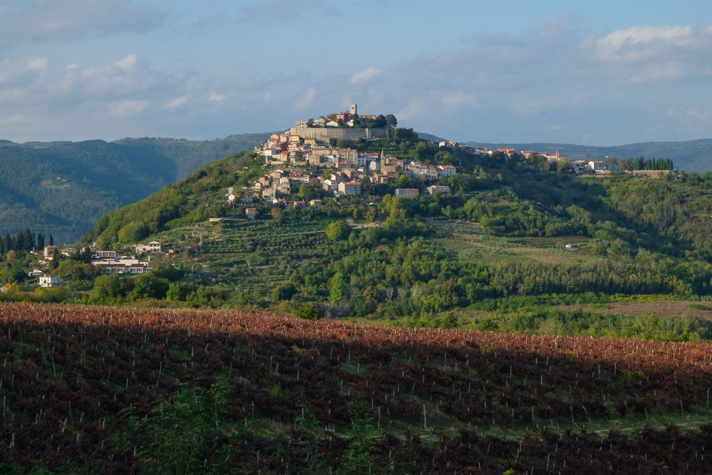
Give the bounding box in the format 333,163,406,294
559,300,712,319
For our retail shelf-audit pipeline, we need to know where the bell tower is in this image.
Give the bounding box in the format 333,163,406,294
350,103,357,116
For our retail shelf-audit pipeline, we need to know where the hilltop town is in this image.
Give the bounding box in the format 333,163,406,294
233,103,667,214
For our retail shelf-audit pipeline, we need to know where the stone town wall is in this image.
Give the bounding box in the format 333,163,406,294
290,127,388,140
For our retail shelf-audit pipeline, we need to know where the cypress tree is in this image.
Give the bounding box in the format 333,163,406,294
2,235,11,255
37,233,44,250
49,234,54,246
23,228,33,252
14,232,24,252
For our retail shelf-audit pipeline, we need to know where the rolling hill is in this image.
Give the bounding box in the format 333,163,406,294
0,133,274,242
465,139,712,173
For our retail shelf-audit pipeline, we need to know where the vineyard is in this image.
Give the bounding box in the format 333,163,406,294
0,302,711,473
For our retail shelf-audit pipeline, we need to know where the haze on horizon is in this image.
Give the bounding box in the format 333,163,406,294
0,0,711,147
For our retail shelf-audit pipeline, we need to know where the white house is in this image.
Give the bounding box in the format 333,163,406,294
427,185,450,194
437,165,457,177
136,241,163,254
39,276,63,288
322,179,339,192
588,161,606,172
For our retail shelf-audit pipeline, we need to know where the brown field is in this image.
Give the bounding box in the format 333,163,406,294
559,300,712,319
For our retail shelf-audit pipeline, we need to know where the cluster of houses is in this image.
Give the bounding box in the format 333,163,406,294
256,132,370,168
244,154,456,201
437,142,619,173
25,241,165,288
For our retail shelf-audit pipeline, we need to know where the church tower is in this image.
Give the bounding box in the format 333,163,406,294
350,103,357,116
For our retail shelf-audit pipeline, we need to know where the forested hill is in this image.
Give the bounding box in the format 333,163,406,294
465,139,712,173
0,133,273,242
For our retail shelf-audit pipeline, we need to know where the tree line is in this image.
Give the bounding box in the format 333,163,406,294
0,229,52,255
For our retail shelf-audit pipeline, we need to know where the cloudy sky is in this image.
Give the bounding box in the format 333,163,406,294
1,0,711,145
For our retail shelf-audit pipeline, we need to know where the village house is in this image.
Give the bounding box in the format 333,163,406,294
136,241,163,254
39,276,63,288
395,188,420,198
437,165,457,177
245,208,257,219
43,246,56,258
92,250,116,260
98,263,149,275
309,199,322,207
338,181,362,196
427,185,451,194
322,179,339,192
588,161,606,173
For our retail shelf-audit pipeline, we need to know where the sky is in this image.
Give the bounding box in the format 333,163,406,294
1,0,712,145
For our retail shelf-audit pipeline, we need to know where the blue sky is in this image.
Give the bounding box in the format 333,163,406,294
1,0,711,145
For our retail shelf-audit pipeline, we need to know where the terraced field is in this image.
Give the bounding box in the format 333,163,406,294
151,218,332,296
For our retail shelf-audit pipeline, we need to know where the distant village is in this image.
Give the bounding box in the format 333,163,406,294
12,241,163,290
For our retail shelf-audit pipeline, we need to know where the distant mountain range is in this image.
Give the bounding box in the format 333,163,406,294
0,133,273,242
463,139,712,173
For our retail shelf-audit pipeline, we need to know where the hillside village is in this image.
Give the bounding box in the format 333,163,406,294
0,103,679,291
224,103,651,215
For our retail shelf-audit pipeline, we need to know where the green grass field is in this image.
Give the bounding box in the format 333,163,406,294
437,234,599,266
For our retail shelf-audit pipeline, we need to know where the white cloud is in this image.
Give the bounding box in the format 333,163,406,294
167,96,187,108
26,58,48,72
351,67,382,83
209,93,227,102
582,24,712,83
592,25,702,63
442,91,477,109
0,0,166,41
108,99,149,118
116,54,137,72
294,88,316,111
687,109,711,120
0,114,22,124
397,97,427,120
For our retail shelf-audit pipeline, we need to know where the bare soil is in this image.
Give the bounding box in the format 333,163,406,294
559,300,712,319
